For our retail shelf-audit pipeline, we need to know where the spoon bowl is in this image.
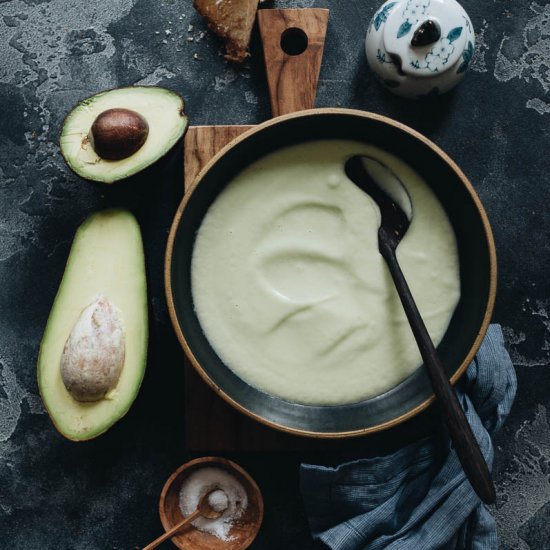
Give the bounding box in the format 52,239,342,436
345,155,412,245
198,488,229,519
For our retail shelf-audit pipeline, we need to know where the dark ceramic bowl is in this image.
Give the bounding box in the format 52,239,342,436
165,108,496,437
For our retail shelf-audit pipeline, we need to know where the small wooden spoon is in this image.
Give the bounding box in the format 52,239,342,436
143,488,227,550
344,154,496,505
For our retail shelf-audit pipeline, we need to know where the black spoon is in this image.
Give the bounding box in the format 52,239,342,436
345,154,496,505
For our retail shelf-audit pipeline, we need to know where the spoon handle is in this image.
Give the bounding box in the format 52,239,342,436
142,509,201,550
379,238,496,505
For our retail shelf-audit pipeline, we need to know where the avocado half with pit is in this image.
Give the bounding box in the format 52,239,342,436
37,209,148,441
60,86,188,184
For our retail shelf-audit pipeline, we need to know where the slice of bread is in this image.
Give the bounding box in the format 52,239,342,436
194,0,260,63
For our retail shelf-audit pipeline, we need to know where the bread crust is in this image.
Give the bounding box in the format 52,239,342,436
193,0,260,63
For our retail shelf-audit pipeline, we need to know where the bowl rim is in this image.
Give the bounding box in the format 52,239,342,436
164,107,497,438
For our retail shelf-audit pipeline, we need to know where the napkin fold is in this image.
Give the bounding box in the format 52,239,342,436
301,325,516,550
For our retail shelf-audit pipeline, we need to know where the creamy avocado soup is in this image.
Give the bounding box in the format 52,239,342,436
191,140,460,405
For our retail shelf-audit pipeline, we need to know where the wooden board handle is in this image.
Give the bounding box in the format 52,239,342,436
257,8,329,117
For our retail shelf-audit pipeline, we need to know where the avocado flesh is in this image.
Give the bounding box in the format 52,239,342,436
38,209,148,441
60,86,187,183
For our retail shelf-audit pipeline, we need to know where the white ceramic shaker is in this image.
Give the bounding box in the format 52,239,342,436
365,0,475,98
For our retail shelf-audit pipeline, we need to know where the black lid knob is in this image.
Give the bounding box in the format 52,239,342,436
411,20,441,47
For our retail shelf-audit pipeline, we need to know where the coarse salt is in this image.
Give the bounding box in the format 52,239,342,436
179,467,248,541
208,489,229,512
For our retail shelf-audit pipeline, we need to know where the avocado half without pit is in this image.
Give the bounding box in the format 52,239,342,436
60,86,188,183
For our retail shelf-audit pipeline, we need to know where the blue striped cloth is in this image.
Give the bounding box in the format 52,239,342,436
301,325,516,550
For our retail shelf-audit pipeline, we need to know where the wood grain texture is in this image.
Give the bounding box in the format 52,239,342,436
257,8,329,116
184,125,253,187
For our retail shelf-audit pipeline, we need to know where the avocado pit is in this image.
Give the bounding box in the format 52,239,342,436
88,108,149,161
60,296,126,402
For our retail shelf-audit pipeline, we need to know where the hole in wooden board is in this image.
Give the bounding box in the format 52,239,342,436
280,27,308,56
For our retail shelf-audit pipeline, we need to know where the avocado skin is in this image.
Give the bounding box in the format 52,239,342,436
37,209,148,441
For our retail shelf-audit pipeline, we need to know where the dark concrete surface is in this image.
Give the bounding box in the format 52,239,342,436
0,0,549,548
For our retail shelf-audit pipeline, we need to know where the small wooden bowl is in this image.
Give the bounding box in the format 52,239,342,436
159,457,264,550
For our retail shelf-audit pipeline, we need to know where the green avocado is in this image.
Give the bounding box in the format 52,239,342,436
37,209,148,441
60,86,188,183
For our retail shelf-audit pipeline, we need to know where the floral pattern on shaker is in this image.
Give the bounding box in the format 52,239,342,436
377,49,395,64
404,0,430,23
411,26,463,72
425,38,455,70
457,40,473,73
371,2,397,32
398,0,431,38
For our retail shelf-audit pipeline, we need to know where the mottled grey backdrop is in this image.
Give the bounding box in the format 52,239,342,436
0,0,549,549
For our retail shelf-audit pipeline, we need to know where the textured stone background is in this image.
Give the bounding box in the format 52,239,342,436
0,0,549,548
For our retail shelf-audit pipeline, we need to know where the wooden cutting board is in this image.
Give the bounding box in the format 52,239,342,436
183,8,331,451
